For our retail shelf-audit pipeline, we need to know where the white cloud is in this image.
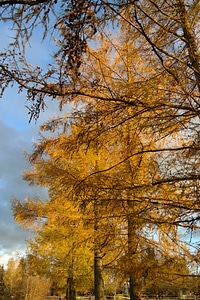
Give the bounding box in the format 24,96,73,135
0,250,26,269
0,253,12,268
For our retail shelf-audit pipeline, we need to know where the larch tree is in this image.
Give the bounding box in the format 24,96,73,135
3,257,51,300
12,83,195,300
2,1,200,299
1,1,200,193
12,126,126,299
12,187,94,297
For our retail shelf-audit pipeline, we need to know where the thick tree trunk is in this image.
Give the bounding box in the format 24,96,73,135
129,277,140,300
94,249,105,300
66,276,76,300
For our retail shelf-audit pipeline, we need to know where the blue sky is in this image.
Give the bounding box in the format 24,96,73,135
0,22,60,267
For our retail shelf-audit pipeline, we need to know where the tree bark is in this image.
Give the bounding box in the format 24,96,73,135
94,196,105,300
66,277,76,300
94,249,105,300
128,215,140,300
129,277,140,300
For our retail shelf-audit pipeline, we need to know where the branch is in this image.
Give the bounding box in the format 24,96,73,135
73,145,196,189
153,174,200,185
0,0,49,5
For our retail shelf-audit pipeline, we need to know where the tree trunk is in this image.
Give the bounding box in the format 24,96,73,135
128,215,140,300
94,249,105,300
129,277,140,300
66,277,76,300
94,195,105,300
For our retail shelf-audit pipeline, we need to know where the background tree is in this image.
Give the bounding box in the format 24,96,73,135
0,265,10,300
3,257,50,300
12,194,94,298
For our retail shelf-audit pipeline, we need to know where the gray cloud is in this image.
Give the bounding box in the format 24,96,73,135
0,91,57,266
0,115,35,262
